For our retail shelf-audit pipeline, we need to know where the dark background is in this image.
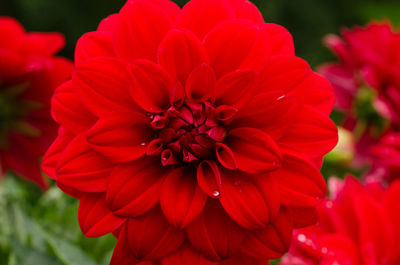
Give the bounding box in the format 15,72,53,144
2,0,400,68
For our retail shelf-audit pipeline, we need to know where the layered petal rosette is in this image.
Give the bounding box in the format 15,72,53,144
0,17,73,189
281,177,400,265
42,0,338,263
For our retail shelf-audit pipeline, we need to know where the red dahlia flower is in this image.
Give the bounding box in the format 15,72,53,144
320,22,400,123
319,22,400,165
0,17,73,189
281,177,400,265
42,0,338,263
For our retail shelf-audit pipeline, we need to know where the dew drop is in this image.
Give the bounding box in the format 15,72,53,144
277,95,285,100
297,234,306,243
326,201,333,208
321,247,328,254
140,142,146,146
212,191,220,197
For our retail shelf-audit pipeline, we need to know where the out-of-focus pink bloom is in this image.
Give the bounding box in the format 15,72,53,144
281,176,400,265
368,132,400,182
319,22,400,166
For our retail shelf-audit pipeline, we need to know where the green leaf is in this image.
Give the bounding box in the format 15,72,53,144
9,237,64,265
45,234,98,265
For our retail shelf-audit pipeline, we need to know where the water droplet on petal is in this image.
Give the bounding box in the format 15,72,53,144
140,142,146,146
212,191,220,197
321,247,328,254
277,95,285,100
297,234,306,243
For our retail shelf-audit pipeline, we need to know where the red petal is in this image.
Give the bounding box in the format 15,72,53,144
258,55,311,98
161,167,207,228
197,161,222,198
304,73,335,115
318,63,356,111
146,139,164,156
384,181,400,263
170,81,185,109
4,134,50,189
158,29,209,84
106,157,166,217
41,128,74,180
161,149,180,166
278,104,338,158
226,0,264,23
215,143,238,170
56,182,84,199
114,0,177,61
204,20,270,77
353,182,394,264
186,200,246,261
161,243,217,265
51,81,96,134
233,91,295,140
128,59,172,113
226,128,282,174
262,23,294,56
214,69,256,109
110,229,139,265
87,110,153,163
97,14,119,31
78,193,127,237
0,17,25,46
220,252,268,265
19,32,65,56
56,134,112,192
73,57,136,116
241,207,293,259
287,206,319,228
125,206,186,260
0,50,24,79
273,149,327,207
75,31,114,65
185,64,216,103
215,105,238,125
178,0,235,40
220,171,280,229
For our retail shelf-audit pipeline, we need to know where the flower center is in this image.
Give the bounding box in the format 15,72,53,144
147,102,229,166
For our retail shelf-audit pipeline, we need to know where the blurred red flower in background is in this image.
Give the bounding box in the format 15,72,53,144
42,0,337,263
281,177,400,265
368,133,400,182
319,22,400,166
0,17,73,189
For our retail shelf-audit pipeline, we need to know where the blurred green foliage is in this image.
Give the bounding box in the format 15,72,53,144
0,175,116,265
